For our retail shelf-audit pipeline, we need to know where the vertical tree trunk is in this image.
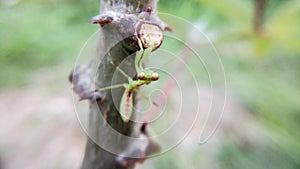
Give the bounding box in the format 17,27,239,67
76,0,170,169
253,0,267,35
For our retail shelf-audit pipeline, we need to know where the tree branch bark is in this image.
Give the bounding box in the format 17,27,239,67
253,0,267,35
70,0,170,169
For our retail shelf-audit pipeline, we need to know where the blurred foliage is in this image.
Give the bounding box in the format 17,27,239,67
161,0,300,168
218,138,299,169
1,0,300,168
0,0,98,88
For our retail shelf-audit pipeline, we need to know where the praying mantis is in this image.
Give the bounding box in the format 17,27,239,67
70,7,164,123
94,38,159,122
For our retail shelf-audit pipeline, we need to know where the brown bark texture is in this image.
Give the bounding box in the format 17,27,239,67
69,0,170,169
253,0,266,35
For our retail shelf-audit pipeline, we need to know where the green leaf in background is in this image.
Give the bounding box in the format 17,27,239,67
268,0,300,53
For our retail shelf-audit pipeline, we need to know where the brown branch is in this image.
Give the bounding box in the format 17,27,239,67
253,0,267,35
68,0,170,169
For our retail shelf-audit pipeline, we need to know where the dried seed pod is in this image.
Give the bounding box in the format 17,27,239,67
135,21,164,50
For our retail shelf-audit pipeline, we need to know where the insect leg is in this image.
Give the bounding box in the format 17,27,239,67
138,40,154,71
134,89,159,107
111,61,133,81
135,38,144,73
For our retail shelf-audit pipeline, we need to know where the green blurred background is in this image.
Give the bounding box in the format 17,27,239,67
0,0,300,168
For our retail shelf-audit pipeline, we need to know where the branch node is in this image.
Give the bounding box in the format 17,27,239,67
90,14,114,27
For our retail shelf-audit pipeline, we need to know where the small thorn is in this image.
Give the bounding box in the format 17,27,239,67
141,122,148,134
78,90,104,102
90,15,113,27
68,71,73,83
145,6,152,13
116,156,129,168
91,90,106,102
110,61,118,67
164,26,173,32
152,101,159,107
91,92,103,102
